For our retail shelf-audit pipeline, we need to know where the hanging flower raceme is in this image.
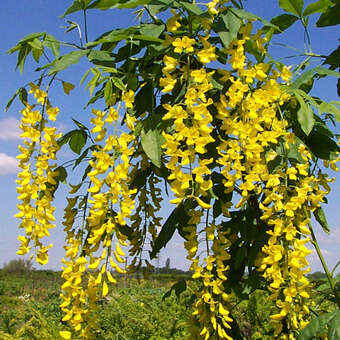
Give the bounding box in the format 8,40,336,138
59,92,137,339
16,83,61,265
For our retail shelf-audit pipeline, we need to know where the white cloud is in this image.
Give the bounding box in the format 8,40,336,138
314,226,340,245
0,153,19,175
0,117,21,141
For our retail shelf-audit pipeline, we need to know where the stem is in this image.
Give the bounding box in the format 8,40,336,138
331,260,340,277
308,221,340,308
205,209,210,256
144,6,158,23
83,10,89,44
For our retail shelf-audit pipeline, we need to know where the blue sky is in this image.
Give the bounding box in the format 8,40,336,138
0,0,339,273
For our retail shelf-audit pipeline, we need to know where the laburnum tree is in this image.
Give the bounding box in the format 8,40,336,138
6,0,340,339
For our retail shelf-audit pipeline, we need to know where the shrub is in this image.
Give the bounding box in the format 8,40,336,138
2,259,34,275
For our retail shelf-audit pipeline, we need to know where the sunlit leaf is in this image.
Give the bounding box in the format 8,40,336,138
313,207,330,233
295,92,315,135
303,0,333,16
49,50,88,75
140,126,163,168
279,0,303,16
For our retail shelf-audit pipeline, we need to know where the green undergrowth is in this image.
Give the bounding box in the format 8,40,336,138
0,270,338,339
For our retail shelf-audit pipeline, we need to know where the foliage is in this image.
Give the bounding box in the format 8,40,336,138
0,272,192,340
6,0,340,339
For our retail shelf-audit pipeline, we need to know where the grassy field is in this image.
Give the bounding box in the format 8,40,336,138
0,261,338,339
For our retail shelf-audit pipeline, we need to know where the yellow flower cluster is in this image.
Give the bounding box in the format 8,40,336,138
129,155,163,272
16,83,61,265
258,149,330,336
59,93,137,338
159,6,333,338
159,9,236,339
191,225,234,340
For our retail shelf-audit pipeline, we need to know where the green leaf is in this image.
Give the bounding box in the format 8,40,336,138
83,89,103,108
285,140,304,163
307,130,340,160
85,68,101,96
318,101,340,122
219,11,242,48
150,199,196,258
111,76,126,91
89,0,151,9
235,245,247,270
16,45,32,73
141,126,163,168
279,0,304,16
69,130,88,154
61,0,92,18
104,80,113,106
88,0,121,9
11,32,45,53
298,311,338,340
72,118,88,130
73,145,96,169
130,35,163,43
80,69,91,86
134,82,155,115
87,50,113,63
139,23,164,38
269,14,299,34
230,8,280,30
291,67,340,90
323,46,340,69
86,27,138,47
150,204,183,259
303,0,333,16
162,279,187,301
116,0,151,8
115,40,141,62
54,166,68,182
82,164,93,182
178,1,204,15
18,88,28,106
28,38,43,51
313,121,334,138
57,129,78,147
49,50,88,75
43,34,60,57
328,311,340,340
129,167,152,190
88,26,163,47
147,0,172,16
313,207,330,233
32,47,43,63
5,91,18,112
295,93,315,135
316,2,340,27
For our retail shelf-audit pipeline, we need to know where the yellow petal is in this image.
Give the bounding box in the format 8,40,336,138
195,197,211,209
106,271,117,284
114,250,126,263
116,242,126,257
59,331,71,339
102,281,109,297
